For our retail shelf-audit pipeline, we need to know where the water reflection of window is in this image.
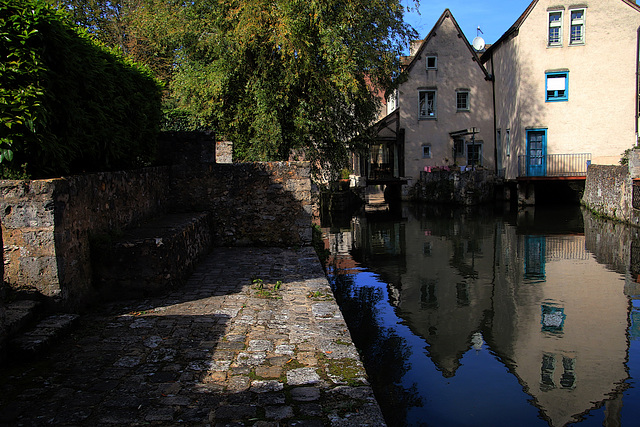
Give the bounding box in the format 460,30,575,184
423,241,432,256
421,279,438,309
631,240,640,284
540,353,576,391
541,353,556,391
466,239,481,254
456,282,470,306
541,304,566,334
560,356,576,389
524,235,546,281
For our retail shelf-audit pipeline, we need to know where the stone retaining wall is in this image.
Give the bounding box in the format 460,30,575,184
412,169,499,205
170,162,312,247
1,135,312,309
1,168,172,305
581,164,640,227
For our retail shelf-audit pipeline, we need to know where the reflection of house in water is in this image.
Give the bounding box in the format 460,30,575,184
323,207,634,426
490,229,629,427
324,226,361,275
324,213,407,306
349,214,407,304
396,208,497,377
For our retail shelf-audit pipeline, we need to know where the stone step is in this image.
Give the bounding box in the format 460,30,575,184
91,212,212,299
9,313,79,359
0,299,41,361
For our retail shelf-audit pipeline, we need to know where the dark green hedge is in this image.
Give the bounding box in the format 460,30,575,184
0,0,162,178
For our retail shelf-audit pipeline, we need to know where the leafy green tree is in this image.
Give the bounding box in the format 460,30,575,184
48,0,177,85
49,0,417,175
170,0,417,174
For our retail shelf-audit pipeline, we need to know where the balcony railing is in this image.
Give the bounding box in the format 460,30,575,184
518,153,591,178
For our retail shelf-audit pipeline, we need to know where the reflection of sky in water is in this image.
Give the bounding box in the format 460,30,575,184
340,268,545,426
325,205,640,427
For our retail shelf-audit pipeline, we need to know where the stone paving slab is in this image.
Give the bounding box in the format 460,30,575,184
0,247,386,426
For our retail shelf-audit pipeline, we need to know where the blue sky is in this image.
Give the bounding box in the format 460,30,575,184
403,0,640,45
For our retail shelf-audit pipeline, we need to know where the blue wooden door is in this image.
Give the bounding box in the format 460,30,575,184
527,130,547,177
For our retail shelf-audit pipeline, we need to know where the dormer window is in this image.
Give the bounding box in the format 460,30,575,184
548,11,563,47
570,9,585,45
426,56,437,70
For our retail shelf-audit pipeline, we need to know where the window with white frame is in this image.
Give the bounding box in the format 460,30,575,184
422,144,432,159
426,56,437,70
570,9,585,45
548,11,563,47
419,90,437,118
546,71,568,102
456,90,470,111
506,129,511,156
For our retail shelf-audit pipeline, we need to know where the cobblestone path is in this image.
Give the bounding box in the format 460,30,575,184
0,247,385,426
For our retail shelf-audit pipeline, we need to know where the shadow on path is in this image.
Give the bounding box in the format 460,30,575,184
0,247,385,426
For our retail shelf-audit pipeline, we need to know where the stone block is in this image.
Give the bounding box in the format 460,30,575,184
92,212,212,298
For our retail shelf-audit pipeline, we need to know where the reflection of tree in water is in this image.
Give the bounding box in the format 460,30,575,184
329,271,423,427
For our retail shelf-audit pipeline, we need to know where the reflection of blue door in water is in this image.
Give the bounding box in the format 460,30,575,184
524,235,546,281
527,129,547,177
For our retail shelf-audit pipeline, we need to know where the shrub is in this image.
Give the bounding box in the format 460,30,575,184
0,0,162,178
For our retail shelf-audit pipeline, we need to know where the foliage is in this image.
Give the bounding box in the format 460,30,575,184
170,0,417,176
0,0,162,178
49,0,181,84
50,0,418,176
251,277,284,298
620,146,639,166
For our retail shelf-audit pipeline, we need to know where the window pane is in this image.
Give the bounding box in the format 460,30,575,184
570,25,583,43
456,92,469,110
548,12,562,45
547,76,565,91
419,91,436,117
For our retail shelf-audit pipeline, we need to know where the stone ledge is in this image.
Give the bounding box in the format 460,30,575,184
91,212,212,299
0,299,41,361
9,313,79,359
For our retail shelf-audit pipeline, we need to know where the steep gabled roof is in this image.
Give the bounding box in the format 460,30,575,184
480,0,640,62
404,9,491,80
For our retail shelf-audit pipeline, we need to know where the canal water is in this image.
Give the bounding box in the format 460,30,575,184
320,203,640,427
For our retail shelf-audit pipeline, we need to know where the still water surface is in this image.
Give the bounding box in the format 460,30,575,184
321,203,640,427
